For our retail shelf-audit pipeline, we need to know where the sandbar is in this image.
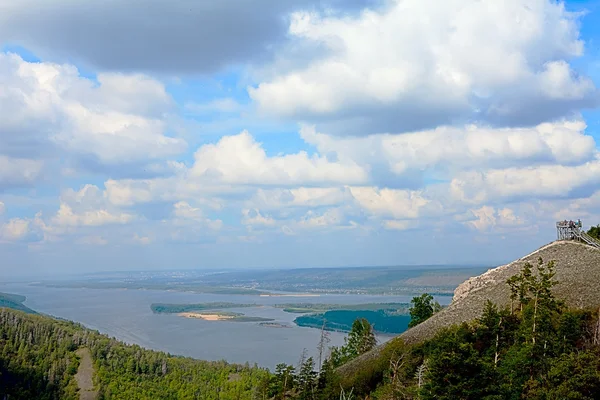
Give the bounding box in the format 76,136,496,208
178,312,234,321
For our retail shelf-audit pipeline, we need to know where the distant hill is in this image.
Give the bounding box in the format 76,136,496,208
337,240,600,377
0,292,37,314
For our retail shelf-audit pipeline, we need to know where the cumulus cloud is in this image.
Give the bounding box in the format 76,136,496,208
349,187,429,219
301,120,597,177
249,187,351,210
466,206,526,233
26,185,137,244
242,209,277,227
0,53,186,177
450,159,600,205
170,201,223,231
250,0,598,134
190,130,368,186
0,218,30,242
51,204,135,228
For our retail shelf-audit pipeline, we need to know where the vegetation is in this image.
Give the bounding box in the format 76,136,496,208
0,292,37,314
588,224,600,240
334,258,600,399
408,293,441,328
295,310,411,334
151,302,256,313
0,308,270,399
277,303,410,314
262,318,377,399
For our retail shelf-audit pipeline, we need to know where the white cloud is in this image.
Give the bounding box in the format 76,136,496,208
104,179,162,207
450,159,600,204
466,206,525,233
250,0,597,134
0,53,186,171
301,119,597,176
30,185,137,244
0,218,30,242
296,208,346,229
349,187,429,219
173,201,203,219
242,209,277,227
169,201,223,231
249,187,350,210
51,204,135,227
190,130,368,185
0,201,4,215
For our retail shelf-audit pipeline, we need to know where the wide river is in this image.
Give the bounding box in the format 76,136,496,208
2,283,451,370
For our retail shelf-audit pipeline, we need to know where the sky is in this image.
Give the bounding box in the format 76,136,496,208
1,0,600,276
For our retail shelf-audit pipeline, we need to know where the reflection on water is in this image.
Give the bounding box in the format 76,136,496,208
2,283,449,369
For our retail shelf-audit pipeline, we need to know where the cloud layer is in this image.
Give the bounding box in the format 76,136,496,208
0,0,599,272
250,0,598,134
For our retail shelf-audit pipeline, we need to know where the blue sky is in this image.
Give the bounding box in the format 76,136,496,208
1,0,600,276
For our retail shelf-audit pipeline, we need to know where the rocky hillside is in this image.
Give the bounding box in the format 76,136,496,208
337,240,600,376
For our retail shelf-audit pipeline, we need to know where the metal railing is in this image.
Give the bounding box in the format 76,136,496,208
578,230,600,249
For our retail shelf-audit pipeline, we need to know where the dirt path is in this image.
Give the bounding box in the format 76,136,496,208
75,348,98,400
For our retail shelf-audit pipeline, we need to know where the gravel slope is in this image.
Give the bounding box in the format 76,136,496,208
337,241,600,376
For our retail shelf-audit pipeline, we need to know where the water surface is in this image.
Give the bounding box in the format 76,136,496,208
2,283,449,369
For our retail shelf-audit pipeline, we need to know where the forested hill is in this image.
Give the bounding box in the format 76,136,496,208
0,291,37,314
0,308,269,399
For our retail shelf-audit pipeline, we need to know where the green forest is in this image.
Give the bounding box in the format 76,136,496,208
3,258,600,399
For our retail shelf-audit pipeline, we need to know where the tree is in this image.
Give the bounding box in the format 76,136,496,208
409,293,441,328
297,357,317,400
270,363,296,399
346,318,377,357
587,224,600,239
329,318,377,368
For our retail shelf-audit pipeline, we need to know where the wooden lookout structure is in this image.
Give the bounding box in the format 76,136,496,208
556,220,600,249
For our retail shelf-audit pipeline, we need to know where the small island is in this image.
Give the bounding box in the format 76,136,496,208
151,302,274,323
151,302,256,314
274,302,411,314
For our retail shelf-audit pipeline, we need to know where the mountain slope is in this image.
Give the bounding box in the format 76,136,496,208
337,240,600,376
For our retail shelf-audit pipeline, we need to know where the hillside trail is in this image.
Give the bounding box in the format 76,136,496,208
75,348,98,400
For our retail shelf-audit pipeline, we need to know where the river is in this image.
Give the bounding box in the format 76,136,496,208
2,283,450,370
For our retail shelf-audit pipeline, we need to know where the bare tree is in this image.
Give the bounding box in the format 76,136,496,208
594,307,600,346
339,387,354,400
415,361,429,390
317,320,330,371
